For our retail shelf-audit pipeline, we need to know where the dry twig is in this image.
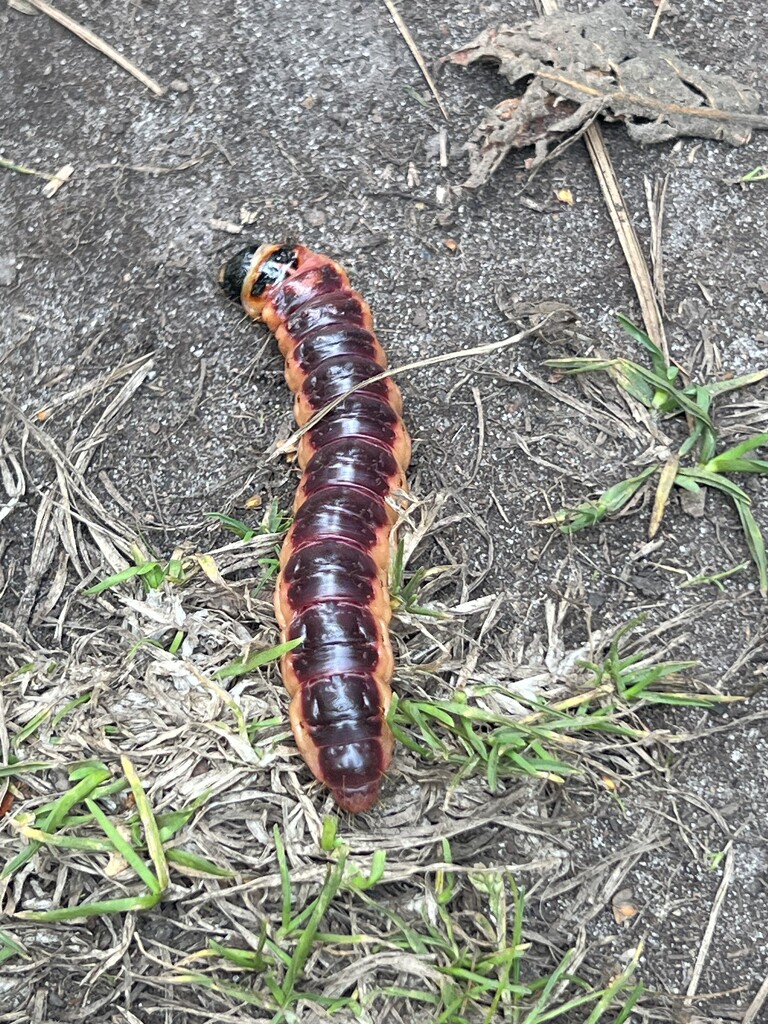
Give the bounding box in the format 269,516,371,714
383,0,449,120
20,0,165,96
536,0,668,360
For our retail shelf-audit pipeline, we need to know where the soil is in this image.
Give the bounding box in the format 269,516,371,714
1,0,768,1022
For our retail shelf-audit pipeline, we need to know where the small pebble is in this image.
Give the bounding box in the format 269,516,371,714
0,256,17,287
304,207,326,227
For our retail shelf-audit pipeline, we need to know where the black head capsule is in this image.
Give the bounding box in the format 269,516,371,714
251,245,299,297
218,245,259,304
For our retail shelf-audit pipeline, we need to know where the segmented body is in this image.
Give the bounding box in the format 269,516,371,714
219,243,411,812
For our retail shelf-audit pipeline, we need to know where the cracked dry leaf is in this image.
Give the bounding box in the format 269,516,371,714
447,0,768,188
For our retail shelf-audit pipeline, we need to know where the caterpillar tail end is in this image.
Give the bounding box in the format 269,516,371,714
333,780,382,814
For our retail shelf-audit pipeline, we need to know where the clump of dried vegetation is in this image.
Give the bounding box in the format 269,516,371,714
0,346,745,1023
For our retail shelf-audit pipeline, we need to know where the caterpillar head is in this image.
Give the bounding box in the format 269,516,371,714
218,243,298,306
218,245,259,304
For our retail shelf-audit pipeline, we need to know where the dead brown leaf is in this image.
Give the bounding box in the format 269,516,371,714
447,0,768,188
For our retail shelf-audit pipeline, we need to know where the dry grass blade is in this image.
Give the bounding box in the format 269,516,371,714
684,842,735,1005
383,0,449,120
743,969,768,1024
649,453,679,538
121,755,169,892
20,0,165,96
583,126,668,360
34,354,154,422
271,323,542,458
0,155,57,180
520,0,668,360
648,0,671,39
645,173,669,314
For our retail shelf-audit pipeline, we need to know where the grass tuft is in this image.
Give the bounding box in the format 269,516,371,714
163,830,645,1023
542,315,768,591
392,615,735,794
5,759,231,920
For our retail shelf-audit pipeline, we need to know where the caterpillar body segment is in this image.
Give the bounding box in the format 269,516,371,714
219,243,411,812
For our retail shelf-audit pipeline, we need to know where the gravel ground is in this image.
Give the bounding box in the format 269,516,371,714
2,1,768,1021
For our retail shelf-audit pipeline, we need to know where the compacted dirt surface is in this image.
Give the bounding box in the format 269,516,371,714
2,1,768,1022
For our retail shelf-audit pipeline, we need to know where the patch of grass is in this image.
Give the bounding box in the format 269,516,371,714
206,512,259,543
86,501,292,600
168,831,353,1021
213,636,302,681
740,165,768,183
84,542,188,596
4,758,230,919
207,497,290,598
207,499,292,597
391,617,735,793
168,833,644,1023
207,497,292,544
390,539,449,618
542,315,768,591
581,615,737,708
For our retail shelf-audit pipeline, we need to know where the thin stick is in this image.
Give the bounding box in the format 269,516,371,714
585,127,669,359
269,324,542,459
538,0,668,360
743,969,768,1024
383,0,449,121
22,0,165,96
649,0,672,40
684,842,735,1005
537,70,768,129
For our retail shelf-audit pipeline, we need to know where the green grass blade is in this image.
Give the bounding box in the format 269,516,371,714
2,767,110,880
616,313,669,376
0,928,29,965
740,165,768,182
210,938,268,971
50,693,92,731
705,433,768,470
544,466,656,532
165,848,235,877
610,360,657,407
213,637,303,680
0,760,55,780
520,949,577,1022
18,890,161,921
121,756,168,892
680,562,749,590
320,816,339,852
85,798,159,893
281,850,347,1000
14,824,111,853
156,791,211,842
12,708,52,747
582,942,643,1023
84,561,162,595
205,512,256,541
632,364,714,427
733,498,768,595
676,468,750,503
697,368,768,398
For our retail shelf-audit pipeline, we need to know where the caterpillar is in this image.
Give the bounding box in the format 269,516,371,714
219,243,411,812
